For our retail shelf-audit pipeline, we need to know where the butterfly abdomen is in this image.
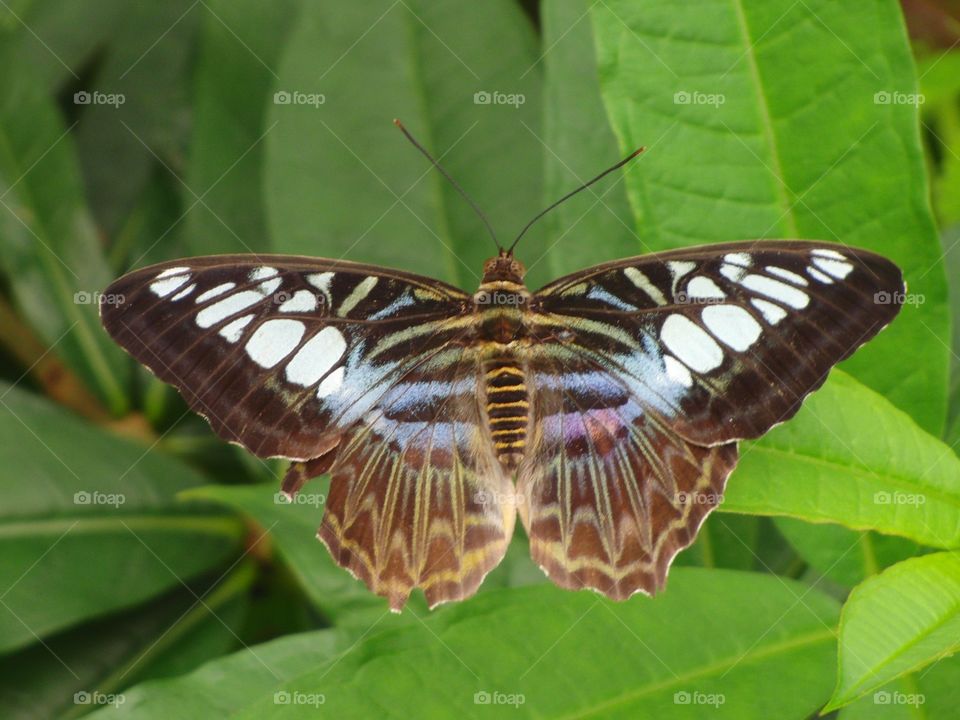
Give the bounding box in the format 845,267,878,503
484,359,529,468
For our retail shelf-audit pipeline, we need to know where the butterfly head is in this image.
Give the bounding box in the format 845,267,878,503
482,251,526,284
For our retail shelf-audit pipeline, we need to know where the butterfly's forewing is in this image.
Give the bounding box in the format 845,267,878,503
534,241,904,445
102,256,514,609
101,255,468,458
520,241,903,598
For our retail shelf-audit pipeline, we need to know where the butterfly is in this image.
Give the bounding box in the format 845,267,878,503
100,128,904,611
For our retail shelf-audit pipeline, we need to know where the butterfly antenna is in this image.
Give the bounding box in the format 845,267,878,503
393,119,501,252
507,146,646,255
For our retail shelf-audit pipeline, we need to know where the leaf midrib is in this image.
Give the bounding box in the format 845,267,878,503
559,626,835,719
0,514,244,539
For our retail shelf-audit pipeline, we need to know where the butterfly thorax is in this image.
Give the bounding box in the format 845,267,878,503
475,254,532,470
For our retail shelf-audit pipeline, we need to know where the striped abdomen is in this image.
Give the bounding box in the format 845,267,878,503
485,358,528,469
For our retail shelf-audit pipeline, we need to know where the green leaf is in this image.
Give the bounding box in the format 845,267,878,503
675,513,761,571
0,383,243,652
837,653,960,719
184,0,300,256
182,480,387,623
265,0,546,290
93,569,839,719
721,371,960,549
0,562,253,720
774,518,922,587
540,0,637,278
825,551,960,711
0,56,131,413
590,0,949,435
75,0,197,239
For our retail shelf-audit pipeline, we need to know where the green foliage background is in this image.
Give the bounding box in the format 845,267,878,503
0,0,958,717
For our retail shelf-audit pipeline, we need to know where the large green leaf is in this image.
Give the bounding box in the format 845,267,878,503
265,0,546,290
721,371,960,549
93,569,839,719
0,384,243,653
837,653,960,719
0,56,130,413
590,0,948,435
0,562,253,720
539,0,636,278
774,518,922,587
825,551,960,711
184,0,300,256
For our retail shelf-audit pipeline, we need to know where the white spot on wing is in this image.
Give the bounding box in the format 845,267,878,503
663,355,693,388
279,290,318,313
150,274,191,298
720,263,747,283
668,260,696,281
219,314,254,342
724,253,751,267
686,276,725,300
285,326,346,386
750,299,787,324
337,276,378,317
170,283,196,301
307,272,334,304
316,366,345,399
765,266,808,286
812,248,846,260
740,274,809,309
197,291,263,328
807,266,834,284
250,266,278,281
702,304,762,351
812,256,853,280
245,319,305,368
623,267,667,306
660,314,724,372
156,267,190,278
196,282,236,304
